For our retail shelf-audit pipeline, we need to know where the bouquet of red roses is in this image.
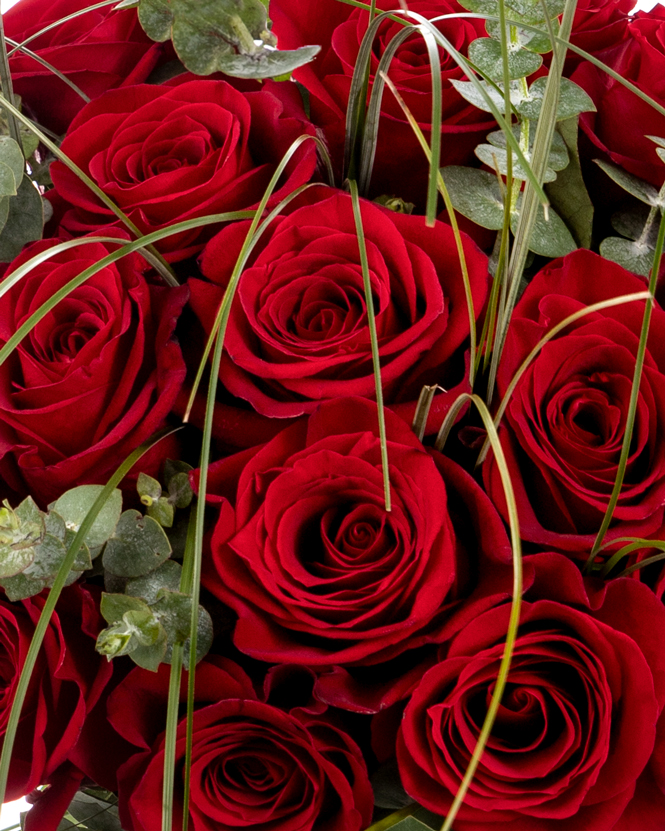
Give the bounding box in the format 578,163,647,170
0,0,664,829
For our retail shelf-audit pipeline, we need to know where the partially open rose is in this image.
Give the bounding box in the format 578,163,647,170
484,249,665,554
0,234,187,504
51,79,317,261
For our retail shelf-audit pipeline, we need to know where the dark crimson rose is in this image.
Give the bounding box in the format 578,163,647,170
0,234,187,504
565,0,632,70
3,0,165,134
397,553,665,831
0,586,111,808
270,0,495,205
201,397,514,710
112,658,373,831
189,189,488,442
50,79,317,261
484,249,665,554
573,6,665,188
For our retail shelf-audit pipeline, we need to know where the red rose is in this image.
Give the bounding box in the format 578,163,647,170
4,0,165,134
0,586,111,806
189,188,488,443
270,0,495,206
112,658,373,831
566,0,632,69
573,5,665,188
50,79,317,261
484,249,665,554
200,397,513,709
0,234,187,504
397,553,665,831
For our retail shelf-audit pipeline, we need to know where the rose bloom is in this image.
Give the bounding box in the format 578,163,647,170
0,586,112,829
201,397,514,712
189,188,488,446
397,553,665,831
572,5,665,188
566,0,632,70
4,0,165,134
483,249,665,555
270,0,495,205
111,657,374,831
0,234,187,505
50,79,317,261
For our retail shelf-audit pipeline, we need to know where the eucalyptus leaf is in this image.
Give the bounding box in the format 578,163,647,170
0,136,25,189
152,589,214,664
441,166,505,230
486,18,556,53
167,471,193,509
100,592,151,625
486,125,569,170
545,117,594,249
0,197,9,235
0,175,44,262
459,0,563,23
449,78,526,114
0,498,43,579
600,236,654,277
594,159,662,206
126,559,183,604
372,760,412,810
511,198,577,257
53,486,122,549
611,205,659,245
130,627,168,671
516,77,596,122
1,572,45,602
0,163,18,198
475,143,558,182
188,44,321,79
657,147,665,164
469,37,542,82
103,510,172,577
147,497,175,528
137,472,162,504
648,135,665,148
182,605,214,666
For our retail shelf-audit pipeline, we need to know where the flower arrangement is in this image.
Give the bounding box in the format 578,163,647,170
0,0,664,830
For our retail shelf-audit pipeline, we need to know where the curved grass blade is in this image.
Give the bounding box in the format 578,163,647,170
4,37,90,103
378,72,478,387
349,179,391,511
599,539,665,578
617,550,665,578
0,15,22,147
0,426,181,807
359,23,441,224
474,290,651,466
0,92,178,287
0,211,254,369
486,0,578,405
182,134,334,421
434,393,523,831
161,641,183,831
6,0,119,57
586,206,665,570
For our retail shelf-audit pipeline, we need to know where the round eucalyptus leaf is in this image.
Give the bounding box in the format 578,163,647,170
486,19,555,54
475,143,558,183
469,37,542,82
441,166,505,230
103,510,172,577
511,199,577,257
594,159,661,207
486,126,569,170
53,485,122,549
600,236,654,277
516,78,596,122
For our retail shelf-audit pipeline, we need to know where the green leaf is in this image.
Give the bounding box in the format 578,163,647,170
137,0,319,79
0,162,18,198
469,37,542,82
0,136,25,190
459,0,563,24
137,472,162,504
126,559,183,604
100,592,152,625
0,498,43,579
594,158,662,206
152,589,213,665
486,18,556,54
184,43,321,79
600,236,654,277
1,573,45,602
147,497,175,528
449,78,526,114
53,486,122,549
486,125,570,170
97,594,168,670
545,117,594,249
441,166,505,230
516,77,596,121
167,471,193,510
475,143,558,182
511,198,577,257
371,760,412,810
103,509,172,577
0,175,43,263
